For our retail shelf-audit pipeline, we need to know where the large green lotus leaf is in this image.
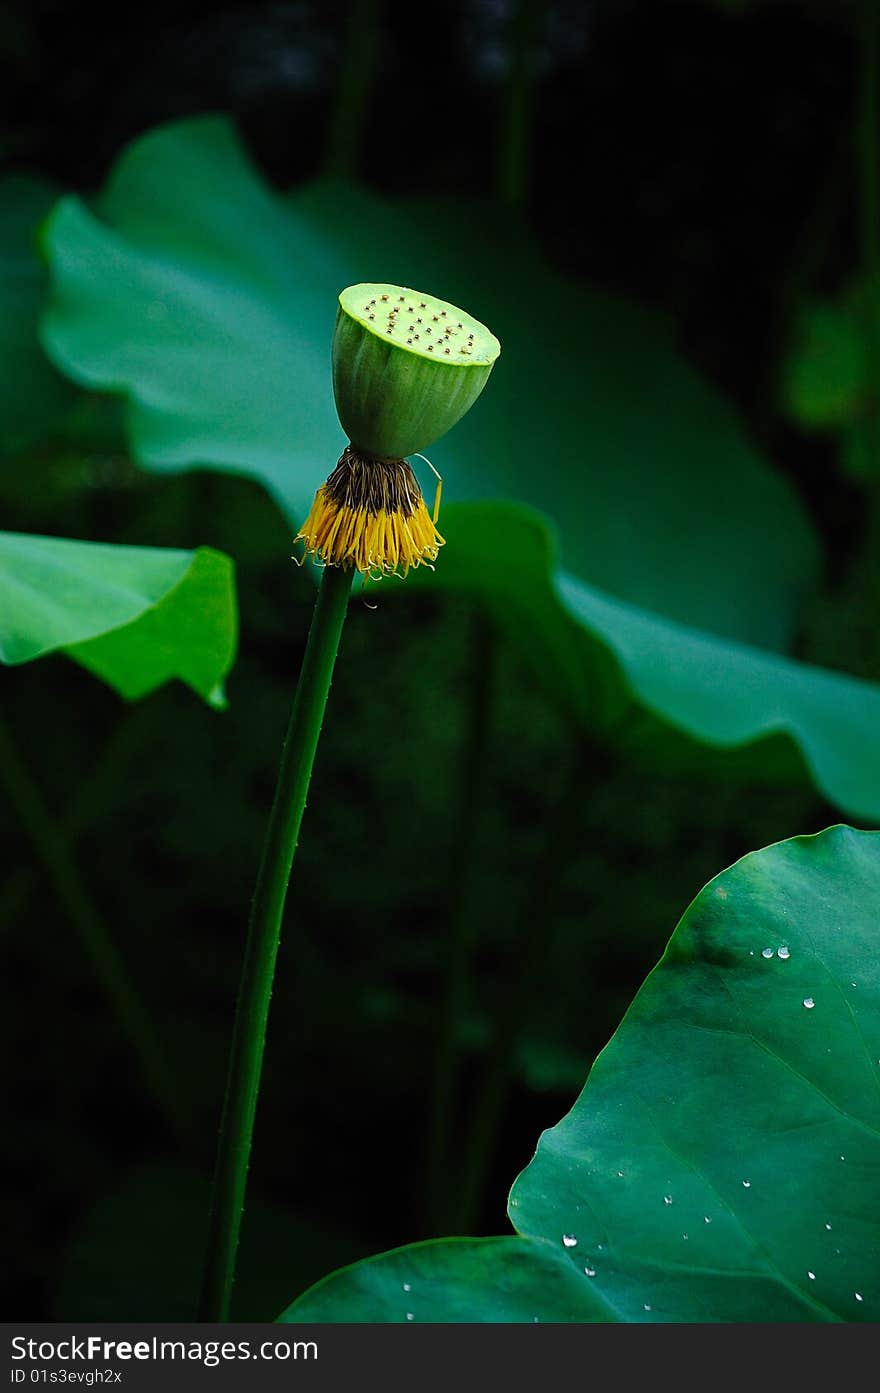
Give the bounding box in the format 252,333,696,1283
283,825,880,1323
282,1237,610,1323
0,175,77,452
41,115,880,817
0,531,237,706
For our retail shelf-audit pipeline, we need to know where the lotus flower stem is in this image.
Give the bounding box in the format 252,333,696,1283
201,279,497,1315
198,561,353,1321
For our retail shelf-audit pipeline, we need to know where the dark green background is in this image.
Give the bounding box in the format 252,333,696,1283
1,0,871,1320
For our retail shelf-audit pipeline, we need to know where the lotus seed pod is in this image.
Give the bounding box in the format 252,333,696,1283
332,282,501,461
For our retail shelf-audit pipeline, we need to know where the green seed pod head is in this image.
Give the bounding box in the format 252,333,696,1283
332,282,501,461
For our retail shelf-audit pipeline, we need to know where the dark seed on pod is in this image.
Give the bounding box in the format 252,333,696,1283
427,345,434,351
444,347,451,354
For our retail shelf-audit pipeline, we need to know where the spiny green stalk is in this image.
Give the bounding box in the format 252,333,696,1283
198,562,352,1322
202,278,497,1312
0,711,190,1144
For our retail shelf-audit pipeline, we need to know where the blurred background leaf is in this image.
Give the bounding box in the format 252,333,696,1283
41,116,817,651
0,533,237,706
39,114,880,818
0,175,76,454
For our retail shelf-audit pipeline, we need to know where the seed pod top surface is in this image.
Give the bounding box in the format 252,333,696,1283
332,282,501,461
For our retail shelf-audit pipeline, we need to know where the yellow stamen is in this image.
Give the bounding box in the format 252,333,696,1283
294,448,445,578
